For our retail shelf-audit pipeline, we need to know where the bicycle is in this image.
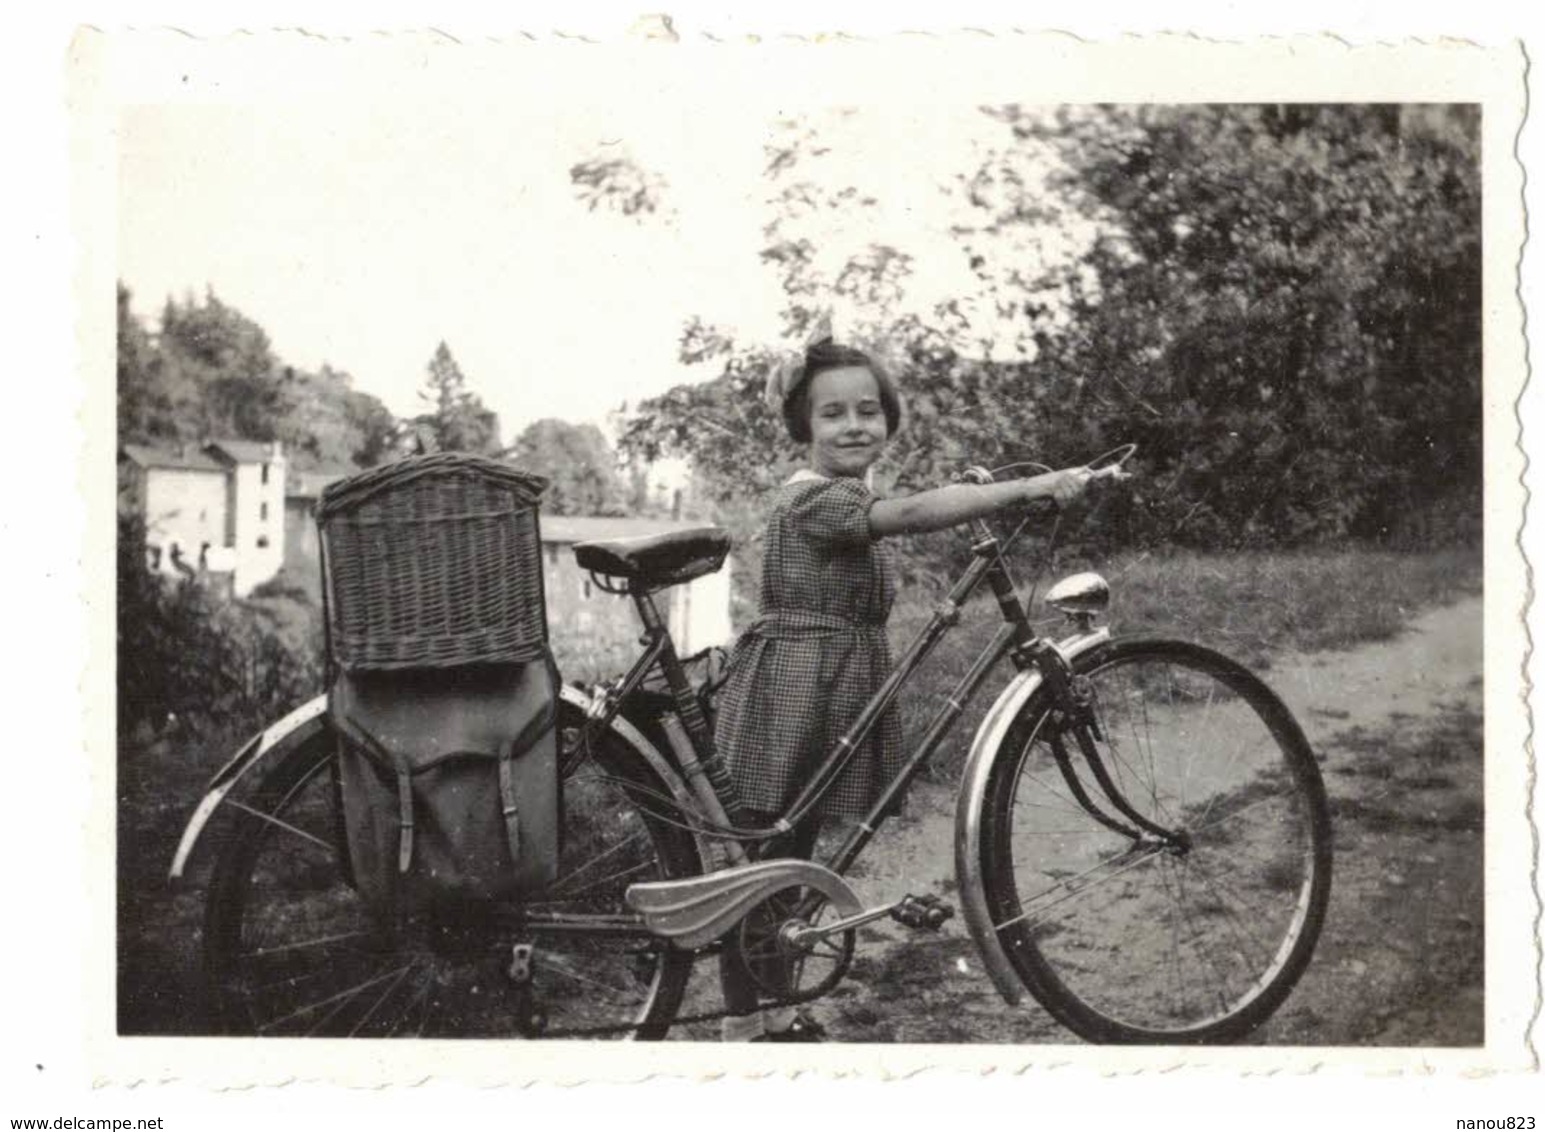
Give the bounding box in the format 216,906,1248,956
170,444,1332,1044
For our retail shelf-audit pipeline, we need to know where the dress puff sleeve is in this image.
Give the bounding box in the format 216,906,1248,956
785,477,878,546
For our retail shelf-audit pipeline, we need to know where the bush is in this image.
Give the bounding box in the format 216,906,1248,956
117,513,323,741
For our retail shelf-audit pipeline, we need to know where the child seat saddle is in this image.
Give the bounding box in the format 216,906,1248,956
574,527,731,589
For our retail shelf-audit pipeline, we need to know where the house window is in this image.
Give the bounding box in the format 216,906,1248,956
260,502,269,521
261,463,270,485
257,535,270,549
583,578,592,599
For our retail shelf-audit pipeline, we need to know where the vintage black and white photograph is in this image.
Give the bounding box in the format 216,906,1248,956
85,27,1529,1086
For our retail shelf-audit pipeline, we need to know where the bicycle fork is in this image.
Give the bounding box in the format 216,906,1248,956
1022,638,1190,853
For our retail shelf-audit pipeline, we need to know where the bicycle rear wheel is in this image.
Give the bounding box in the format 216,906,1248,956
203,707,701,1038
980,638,1332,1043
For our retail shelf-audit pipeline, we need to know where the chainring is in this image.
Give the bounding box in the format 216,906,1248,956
735,884,856,1005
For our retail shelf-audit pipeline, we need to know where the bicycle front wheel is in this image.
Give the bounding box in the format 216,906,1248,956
980,638,1332,1043
203,708,701,1039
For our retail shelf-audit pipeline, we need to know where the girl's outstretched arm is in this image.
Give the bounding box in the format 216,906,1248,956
868,467,1107,538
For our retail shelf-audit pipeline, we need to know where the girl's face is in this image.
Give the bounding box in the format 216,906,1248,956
808,365,888,479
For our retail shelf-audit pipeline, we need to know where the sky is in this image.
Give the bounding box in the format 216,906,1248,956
116,54,1052,444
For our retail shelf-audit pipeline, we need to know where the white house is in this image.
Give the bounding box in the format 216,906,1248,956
120,439,286,597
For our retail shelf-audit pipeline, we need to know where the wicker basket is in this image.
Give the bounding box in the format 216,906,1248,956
317,454,551,671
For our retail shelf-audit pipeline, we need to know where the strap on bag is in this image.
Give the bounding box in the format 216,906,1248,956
497,753,521,870
338,699,556,880
338,714,417,875
492,703,560,868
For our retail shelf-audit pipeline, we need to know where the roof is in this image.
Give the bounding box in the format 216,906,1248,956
540,516,717,545
286,468,351,499
205,439,282,464
119,444,224,472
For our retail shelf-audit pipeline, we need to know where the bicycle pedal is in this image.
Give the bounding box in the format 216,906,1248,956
890,894,955,931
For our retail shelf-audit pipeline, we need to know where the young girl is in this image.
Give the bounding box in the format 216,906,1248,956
713,331,1100,1041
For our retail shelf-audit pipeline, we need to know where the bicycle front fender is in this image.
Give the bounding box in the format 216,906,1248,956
954,628,1110,1005
168,694,331,882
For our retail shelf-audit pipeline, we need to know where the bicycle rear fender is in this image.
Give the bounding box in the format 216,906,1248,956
169,695,330,881
954,628,1110,1005
169,685,701,881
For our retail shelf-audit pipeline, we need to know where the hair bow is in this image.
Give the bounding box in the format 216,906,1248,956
763,311,835,411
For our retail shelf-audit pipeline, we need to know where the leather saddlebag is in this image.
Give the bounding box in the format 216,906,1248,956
330,659,561,913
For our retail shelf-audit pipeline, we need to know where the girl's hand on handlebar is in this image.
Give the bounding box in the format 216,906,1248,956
1022,464,1129,509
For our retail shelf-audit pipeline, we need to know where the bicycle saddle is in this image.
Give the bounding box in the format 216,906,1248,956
573,527,732,589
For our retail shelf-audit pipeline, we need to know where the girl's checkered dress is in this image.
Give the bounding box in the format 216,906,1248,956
714,474,903,822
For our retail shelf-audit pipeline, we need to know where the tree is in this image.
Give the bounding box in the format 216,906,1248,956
589,104,1482,552
415,341,502,455
117,283,172,444
341,386,400,467
589,112,1076,509
118,285,399,471
1006,104,1482,545
569,149,674,220
159,288,283,441
508,418,628,516
272,363,398,470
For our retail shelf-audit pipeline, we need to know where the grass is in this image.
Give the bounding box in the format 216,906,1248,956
888,543,1481,784
1094,545,1482,667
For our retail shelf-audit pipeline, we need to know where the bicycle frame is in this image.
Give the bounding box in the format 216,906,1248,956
593,513,1070,875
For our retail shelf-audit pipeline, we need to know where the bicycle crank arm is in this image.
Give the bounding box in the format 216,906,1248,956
785,892,956,948
785,902,902,946
626,858,863,949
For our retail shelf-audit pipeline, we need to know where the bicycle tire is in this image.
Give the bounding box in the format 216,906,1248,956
979,637,1332,1043
203,704,701,1039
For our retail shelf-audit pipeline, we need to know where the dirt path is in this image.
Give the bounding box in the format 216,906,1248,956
677,595,1486,1044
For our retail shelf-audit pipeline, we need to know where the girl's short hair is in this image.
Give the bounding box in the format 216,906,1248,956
781,341,904,443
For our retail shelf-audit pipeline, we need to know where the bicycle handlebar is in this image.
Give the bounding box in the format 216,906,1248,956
957,443,1138,491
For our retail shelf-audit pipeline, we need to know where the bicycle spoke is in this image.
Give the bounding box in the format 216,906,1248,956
208,726,697,1041
348,964,416,1037
246,928,377,960
1192,785,1299,836
258,963,412,1035
546,828,650,896
385,969,436,1038
540,856,657,903
985,642,1331,1040
1012,765,1087,818
246,951,384,996
1097,728,1167,825
997,842,1167,933
1191,738,1265,832
1138,672,1162,815
1011,795,1091,819
227,798,335,856
1185,856,1288,968
534,951,639,997
1165,862,1241,1019
414,984,439,1039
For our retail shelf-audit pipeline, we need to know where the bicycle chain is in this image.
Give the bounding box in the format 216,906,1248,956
535,999,745,1040
531,928,970,1039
